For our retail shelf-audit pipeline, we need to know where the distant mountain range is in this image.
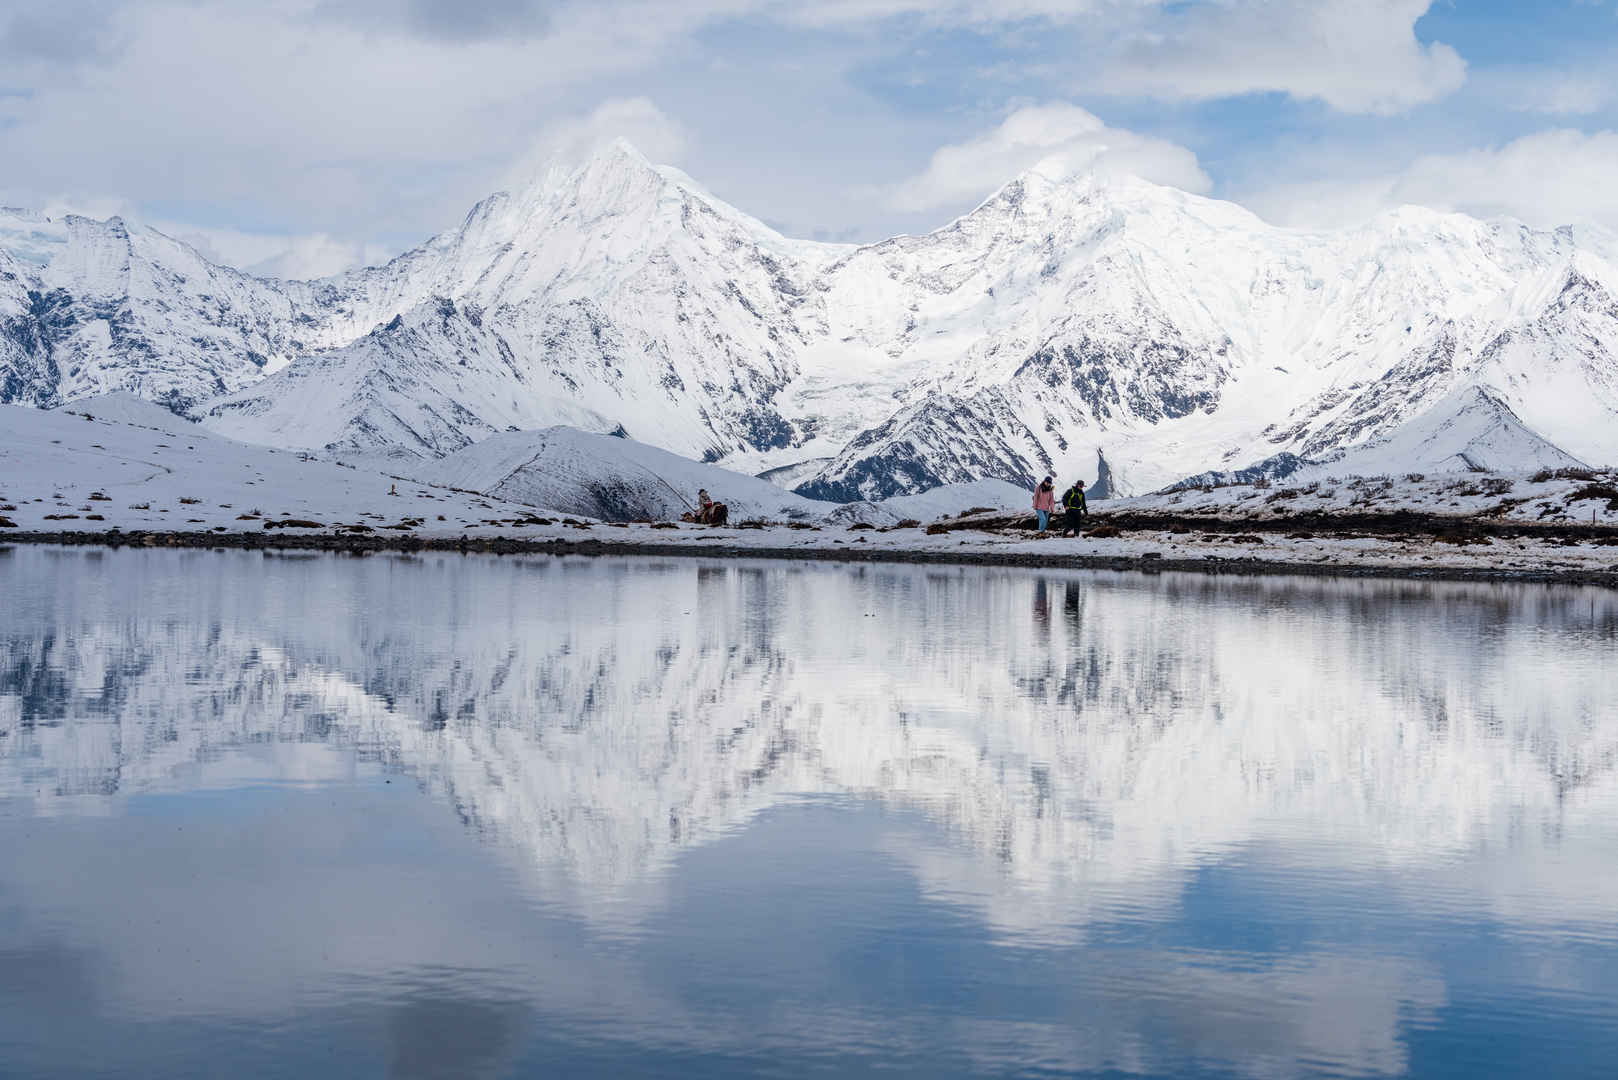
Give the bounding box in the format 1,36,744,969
5,140,1617,497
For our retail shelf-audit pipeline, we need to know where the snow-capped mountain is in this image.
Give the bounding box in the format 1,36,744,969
781,168,1618,497
5,144,1618,496
0,208,353,410
204,143,831,462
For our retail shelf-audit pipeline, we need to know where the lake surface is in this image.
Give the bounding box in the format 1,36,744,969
2,547,1616,1079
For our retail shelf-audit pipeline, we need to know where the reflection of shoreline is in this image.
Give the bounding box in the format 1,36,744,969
3,549,1618,940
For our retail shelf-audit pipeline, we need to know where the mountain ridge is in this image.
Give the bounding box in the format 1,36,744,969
4,141,1617,495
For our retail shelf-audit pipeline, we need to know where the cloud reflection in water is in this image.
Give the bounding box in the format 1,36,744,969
1,548,1616,1077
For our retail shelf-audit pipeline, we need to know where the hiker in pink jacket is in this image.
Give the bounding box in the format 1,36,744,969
1033,476,1057,533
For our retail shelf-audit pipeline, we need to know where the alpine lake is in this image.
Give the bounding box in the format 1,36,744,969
3,545,1616,1079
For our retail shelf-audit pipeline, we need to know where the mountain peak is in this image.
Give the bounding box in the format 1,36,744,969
514,136,663,200
954,154,1263,241
597,136,653,167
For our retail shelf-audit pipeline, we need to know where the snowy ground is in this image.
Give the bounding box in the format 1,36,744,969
1120,469,1618,527
0,399,566,539
4,400,1615,585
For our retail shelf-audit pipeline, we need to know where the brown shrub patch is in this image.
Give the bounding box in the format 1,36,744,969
1569,484,1618,511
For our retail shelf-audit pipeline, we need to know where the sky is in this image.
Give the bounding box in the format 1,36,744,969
1,0,1616,277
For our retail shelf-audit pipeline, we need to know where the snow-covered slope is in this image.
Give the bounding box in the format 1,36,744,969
0,207,68,269
0,398,561,534
1305,385,1588,479
0,210,353,411
202,297,621,461
7,145,1618,497
779,171,1618,498
203,142,835,462
197,158,1618,493
406,428,1039,525
873,478,1032,521
405,426,837,522
51,390,204,431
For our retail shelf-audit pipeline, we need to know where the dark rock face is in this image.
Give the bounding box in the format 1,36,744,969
794,308,1237,502
1164,452,1311,492
1017,333,1226,425
1086,450,1114,501
1,318,58,407
795,392,1049,503
1295,330,1459,460
0,285,72,408
581,477,669,523
732,405,797,453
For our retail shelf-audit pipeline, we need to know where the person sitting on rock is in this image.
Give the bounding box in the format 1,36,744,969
1061,480,1087,537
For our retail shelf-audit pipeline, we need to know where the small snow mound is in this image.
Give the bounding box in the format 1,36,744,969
1306,385,1587,480
55,392,197,435
874,479,1032,522
406,426,839,523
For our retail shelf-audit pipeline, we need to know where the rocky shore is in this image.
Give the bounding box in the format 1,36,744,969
8,514,1617,590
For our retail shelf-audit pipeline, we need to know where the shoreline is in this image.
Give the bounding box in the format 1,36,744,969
8,526,1618,589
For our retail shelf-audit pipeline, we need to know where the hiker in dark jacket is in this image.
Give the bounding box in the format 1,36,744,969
1060,480,1087,537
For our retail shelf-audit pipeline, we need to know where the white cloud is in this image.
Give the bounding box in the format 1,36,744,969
0,1,693,239
500,98,688,190
1483,69,1615,116
1245,129,1618,233
0,192,392,278
1094,0,1467,115
780,0,1142,26
886,103,1211,213
167,225,395,279
1388,129,1618,228
0,0,1569,266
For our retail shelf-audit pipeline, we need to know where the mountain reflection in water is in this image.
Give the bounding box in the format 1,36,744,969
2,547,1616,1079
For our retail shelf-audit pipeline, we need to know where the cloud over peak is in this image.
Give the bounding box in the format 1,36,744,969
886,104,1211,213
1245,129,1618,234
